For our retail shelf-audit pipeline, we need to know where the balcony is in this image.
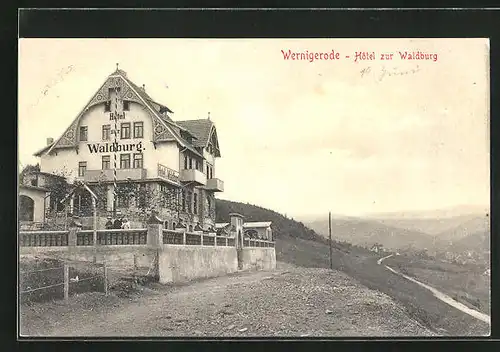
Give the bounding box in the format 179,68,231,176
83,168,147,182
205,178,224,192
180,169,207,186
158,163,180,185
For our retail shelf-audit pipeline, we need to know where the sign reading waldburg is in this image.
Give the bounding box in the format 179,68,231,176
86,111,144,154
87,141,144,154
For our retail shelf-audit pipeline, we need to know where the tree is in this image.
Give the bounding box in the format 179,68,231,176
19,163,40,184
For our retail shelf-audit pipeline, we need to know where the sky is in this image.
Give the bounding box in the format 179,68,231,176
18,38,490,218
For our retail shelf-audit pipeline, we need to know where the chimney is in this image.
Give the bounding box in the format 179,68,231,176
142,84,146,92
47,137,54,145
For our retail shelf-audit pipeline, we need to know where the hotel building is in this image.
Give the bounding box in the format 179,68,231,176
31,67,223,231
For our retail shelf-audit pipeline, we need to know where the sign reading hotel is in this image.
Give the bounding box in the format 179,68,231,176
87,111,144,154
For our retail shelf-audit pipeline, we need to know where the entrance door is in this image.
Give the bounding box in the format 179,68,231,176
236,230,243,270
19,195,35,222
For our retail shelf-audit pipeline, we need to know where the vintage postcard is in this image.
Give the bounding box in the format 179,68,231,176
18,38,490,337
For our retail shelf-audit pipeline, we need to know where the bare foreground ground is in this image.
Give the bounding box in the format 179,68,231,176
20,262,436,337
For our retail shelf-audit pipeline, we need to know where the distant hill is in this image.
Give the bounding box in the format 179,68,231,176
373,215,481,236
216,199,490,256
365,205,489,220
215,199,325,242
448,230,490,254
305,217,434,251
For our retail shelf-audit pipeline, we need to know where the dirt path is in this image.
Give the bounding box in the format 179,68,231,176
378,255,491,325
21,262,435,337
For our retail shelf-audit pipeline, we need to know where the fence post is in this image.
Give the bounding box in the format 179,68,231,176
201,233,204,246
103,261,108,296
146,211,163,248
183,231,186,245
63,264,69,300
214,235,217,247
67,216,82,247
225,237,228,247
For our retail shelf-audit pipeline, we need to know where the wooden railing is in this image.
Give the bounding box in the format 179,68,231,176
244,238,275,248
158,163,179,183
162,230,232,247
19,231,69,247
70,229,148,246
94,229,147,246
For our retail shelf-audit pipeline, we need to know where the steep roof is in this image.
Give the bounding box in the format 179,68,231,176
41,68,208,158
215,222,230,229
34,143,54,157
176,119,213,147
243,222,272,228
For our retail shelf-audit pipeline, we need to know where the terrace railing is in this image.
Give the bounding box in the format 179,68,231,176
244,238,275,248
162,229,233,247
76,229,148,246
19,231,69,247
158,163,180,184
19,228,274,248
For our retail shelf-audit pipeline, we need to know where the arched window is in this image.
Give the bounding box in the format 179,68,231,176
189,225,193,232
172,222,176,230
19,195,35,222
164,220,169,229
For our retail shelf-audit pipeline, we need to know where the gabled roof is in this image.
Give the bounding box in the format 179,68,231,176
33,143,54,157
215,222,230,229
243,222,272,228
43,69,202,156
177,119,213,147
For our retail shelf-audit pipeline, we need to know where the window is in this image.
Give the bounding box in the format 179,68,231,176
195,160,199,170
104,101,111,112
172,222,176,230
120,122,131,139
102,125,111,141
108,87,121,96
102,155,111,170
189,157,193,169
184,155,188,169
182,190,186,212
78,162,87,177
133,122,143,138
186,190,192,213
206,164,213,179
79,126,88,141
123,100,130,111
193,193,198,215
133,153,143,168
120,154,131,169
